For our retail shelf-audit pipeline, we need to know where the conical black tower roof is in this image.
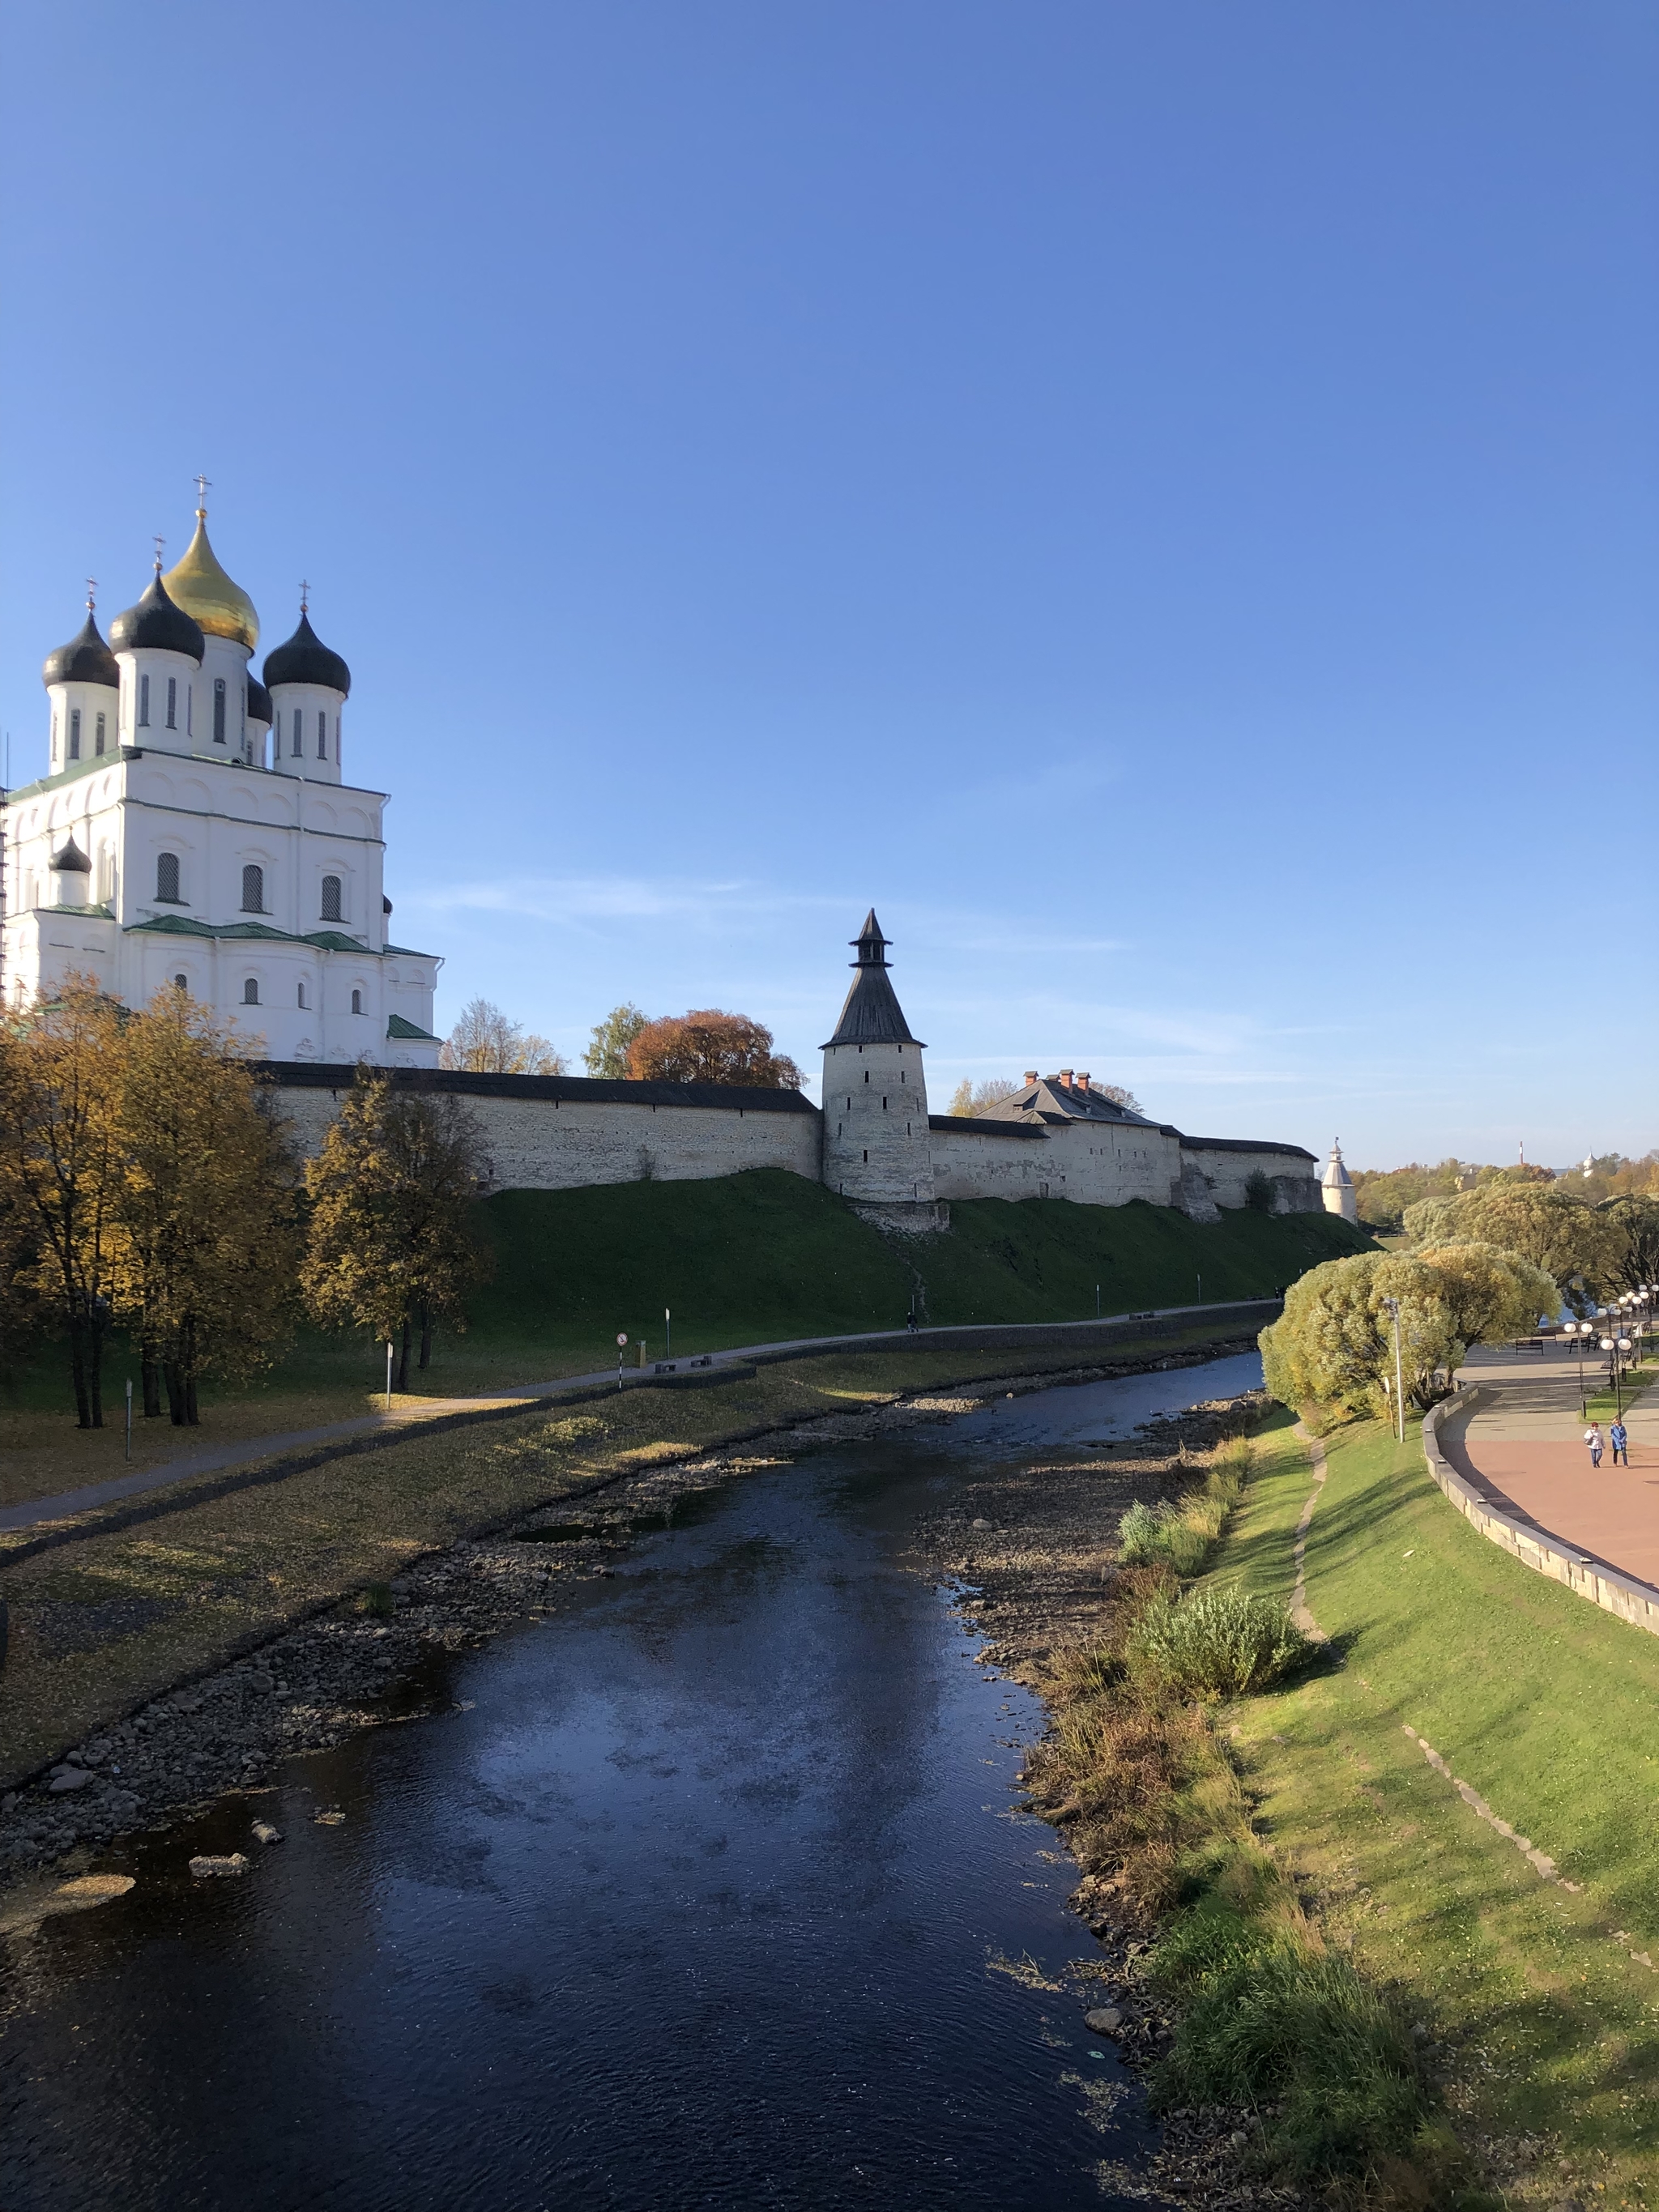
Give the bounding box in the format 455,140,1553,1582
264,607,351,696
43,609,119,690
821,909,923,1048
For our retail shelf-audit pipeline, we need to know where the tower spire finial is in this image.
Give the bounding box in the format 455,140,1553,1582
85,577,96,613
152,535,165,574
194,472,211,518
299,578,310,614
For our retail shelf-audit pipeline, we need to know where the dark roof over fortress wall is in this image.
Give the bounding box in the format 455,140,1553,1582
927,1113,1046,1140
1179,1135,1316,1161
256,1063,820,1115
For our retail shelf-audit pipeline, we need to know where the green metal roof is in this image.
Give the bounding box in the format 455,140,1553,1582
386,1013,438,1041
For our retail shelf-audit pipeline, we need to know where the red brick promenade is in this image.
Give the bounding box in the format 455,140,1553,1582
1442,1343,1659,1590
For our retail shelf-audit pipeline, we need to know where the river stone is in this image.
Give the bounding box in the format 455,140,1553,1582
313,1809,346,1826
47,1767,93,1793
189,1853,250,1877
970,1519,992,1530
251,1821,283,1845
1084,2007,1124,2034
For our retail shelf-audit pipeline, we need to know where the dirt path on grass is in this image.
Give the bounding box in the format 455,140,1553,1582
3,1301,1271,1533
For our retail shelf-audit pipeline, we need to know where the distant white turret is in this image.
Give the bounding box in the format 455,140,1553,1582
1321,1140,1358,1224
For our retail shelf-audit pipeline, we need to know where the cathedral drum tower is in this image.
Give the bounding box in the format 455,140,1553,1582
2,488,441,1064
820,911,944,1229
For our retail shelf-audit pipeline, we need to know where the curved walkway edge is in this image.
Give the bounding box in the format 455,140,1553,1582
1422,1391,1659,1639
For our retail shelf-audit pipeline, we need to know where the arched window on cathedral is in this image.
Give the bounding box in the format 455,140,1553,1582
95,712,106,757
292,709,302,757
174,974,188,992
351,987,364,1015
69,709,81,761
321,875,343,922
297,982,308,1009
243,978,260,1005
213,679,226,745
139,675,150,728
241,863,264,913
156,852,181,904
166,677,177,730
318,710,327,760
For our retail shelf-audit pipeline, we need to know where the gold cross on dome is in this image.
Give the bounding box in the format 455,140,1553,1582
152,535,165,571
299,578,311,612
194,473,211,513
85,577,97,612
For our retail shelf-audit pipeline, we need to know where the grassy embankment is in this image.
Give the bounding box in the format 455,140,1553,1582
0,1319,1254,1792
0,1171,1369,1507
1213,1416,1659,2201
1027,1407,1659,2201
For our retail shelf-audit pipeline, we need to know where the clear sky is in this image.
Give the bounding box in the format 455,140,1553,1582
2,2,1654,1170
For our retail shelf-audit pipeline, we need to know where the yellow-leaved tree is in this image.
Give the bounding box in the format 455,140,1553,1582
301,1067,493,1389
108,987,301,1426
0,979,123,1427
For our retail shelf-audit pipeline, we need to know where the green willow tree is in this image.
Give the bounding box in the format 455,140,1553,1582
108,987,300,1425
1260,1243,1556,1423
301,1068,493,1389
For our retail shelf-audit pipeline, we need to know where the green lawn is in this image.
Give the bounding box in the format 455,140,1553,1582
468,1171,1373,1371
1212,1413,1659,2200
0,1173,1370,1496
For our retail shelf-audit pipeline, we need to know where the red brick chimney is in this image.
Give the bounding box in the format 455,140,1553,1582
1058,1069,1073,1089
1077,1072,1090,1093
1022,1070,1038,1086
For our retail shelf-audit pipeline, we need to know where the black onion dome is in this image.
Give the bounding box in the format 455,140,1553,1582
42,611,119,691
245,674,274,724
263,609,350,696
109,572,204,663
50,836,92,874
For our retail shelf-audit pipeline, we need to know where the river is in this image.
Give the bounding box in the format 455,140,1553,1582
0,1351,1262,2212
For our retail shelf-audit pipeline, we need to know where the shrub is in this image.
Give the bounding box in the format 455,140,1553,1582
1117,1499,1171,1565
1117,1441,1256,1575
1243,1169,1276,1213
1152,1929,1429,2178
1128,1586,1311,1698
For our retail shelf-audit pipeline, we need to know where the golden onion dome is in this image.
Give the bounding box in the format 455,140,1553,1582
162,509,259,650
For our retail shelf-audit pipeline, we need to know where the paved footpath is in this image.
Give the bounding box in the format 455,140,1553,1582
1440,1341,1659,1589
1,1299,1255,1536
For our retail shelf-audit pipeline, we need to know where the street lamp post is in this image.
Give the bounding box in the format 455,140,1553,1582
1598,1324,1636,1418
1562,1319,1595,1417
1381,1295,1405,1443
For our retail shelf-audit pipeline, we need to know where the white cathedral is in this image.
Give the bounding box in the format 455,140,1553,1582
2,495,441,1064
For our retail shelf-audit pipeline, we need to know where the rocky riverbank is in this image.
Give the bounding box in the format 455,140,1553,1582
914,1388,1315,2210
0,1343,1302,2205
0,1338,1257,1892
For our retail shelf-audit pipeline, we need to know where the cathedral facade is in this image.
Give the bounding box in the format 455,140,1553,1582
2,498,441,1064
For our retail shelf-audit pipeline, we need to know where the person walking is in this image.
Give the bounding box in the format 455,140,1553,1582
1585,1421,1604,1468
1610,1417,1629,1467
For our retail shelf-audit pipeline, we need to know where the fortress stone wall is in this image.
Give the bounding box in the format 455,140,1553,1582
258,908,1321,1221
267,1070,824,1191
263,1063,1320,1220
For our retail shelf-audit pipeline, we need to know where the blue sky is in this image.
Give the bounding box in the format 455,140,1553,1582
3,2,1655,1169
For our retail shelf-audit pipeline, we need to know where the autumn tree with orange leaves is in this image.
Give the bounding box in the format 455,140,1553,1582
625,1010,803,1089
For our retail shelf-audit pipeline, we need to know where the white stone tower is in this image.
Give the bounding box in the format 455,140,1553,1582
821,910,940,1225
1320,1140,1358,1223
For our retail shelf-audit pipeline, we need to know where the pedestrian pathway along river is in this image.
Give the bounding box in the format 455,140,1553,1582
0,1352,1262,2212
